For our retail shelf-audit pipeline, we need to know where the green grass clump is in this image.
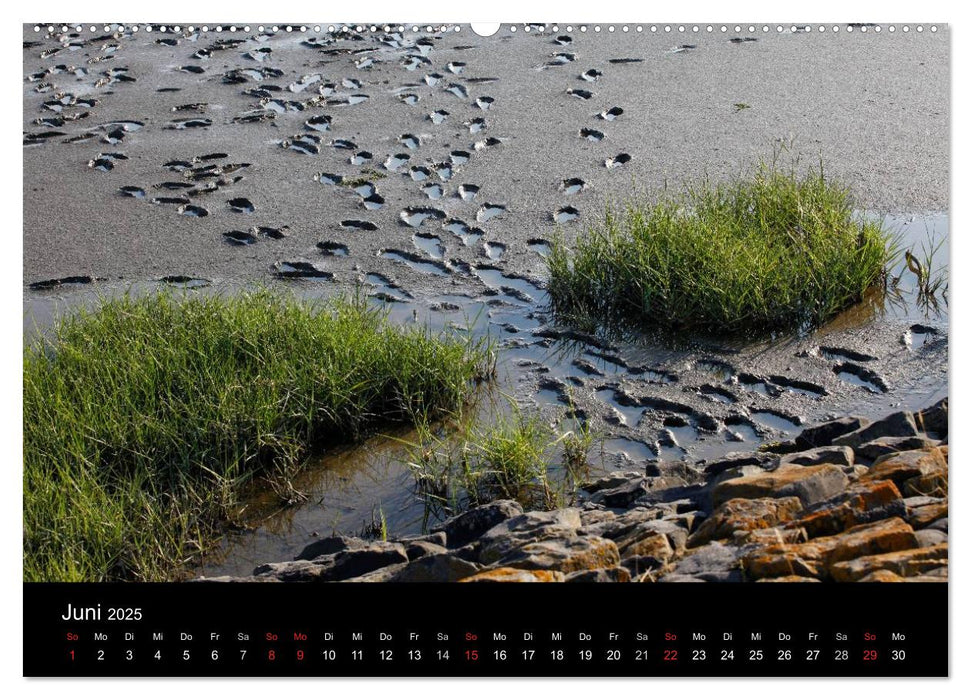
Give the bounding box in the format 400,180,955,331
24,290,491,582
547,157,895,335
405,406,594,522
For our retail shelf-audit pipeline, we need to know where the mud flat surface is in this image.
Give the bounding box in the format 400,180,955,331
22,24,948,577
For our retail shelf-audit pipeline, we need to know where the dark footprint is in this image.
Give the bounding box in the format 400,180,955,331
833,363,888,393
443,219,483,246
434,163,454,181
360,193,385,210
400,206,446,228
410,166,432,182
152,196,191,206
254,226,289,240
329,94,369,106
561,177,585,194
223,230,258,245
476,203,506,222
729,37,759,44
567,88,593,100
304,115,332,131
484,241,506,260
399,93,420,105
444,83,468,99
450,150,471,166
424,73,444,86
527,238,552,255
548,52,577,66
579,127,605,142
580,69,603,82
87,152,127,171
474,96,495,110
384,153,411,171
598,106,623,121
314,172,344,186
458,184,480,201
227,198,255,214
422,183,444,200
331,138,357,150
273,261,333,280
446,61,466,74
553,35,573,45
670,44,697,53
473,137,501,151
379,249,450,276
605,153,632,168
341,220,378,231
608,58,644,64
554,206,580,224
466,117,487,133
428,110,450,125
349,151,373,166
768,375,828,398
317,241,349,256
412,233,445,259
167,118,211,129
819,346,878,363
28,275,98,290
178,204,209,217
119,186,145,198
160,276,210,288
284,134,321,155
399,133,420,149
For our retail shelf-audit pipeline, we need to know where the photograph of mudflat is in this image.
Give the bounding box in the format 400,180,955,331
23,24,948,584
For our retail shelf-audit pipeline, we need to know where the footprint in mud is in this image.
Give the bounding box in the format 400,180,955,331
579,127,605,142
160,276,211,289
580,69,603,82
28,275,100,291
317,241,349,256
445,83,469,99
119,185,145,198
476,203,506,223
458,184,480,201
284,134,321,155
817,345,878,363
262,98,305,114
341,77,363,90
663,416,700,448
596,388,645,428
421,183,444,200
341,220,378,232
484,241,506,261
474,96,495,110
305,115,332,132
365,272,413,303
399,93,421,106
695,359,736,382
227,198,255,214
724,415,761,442
608,58,645,64
254,226,289,240
547,52,578,66
329,94,369,106
473,267,543,304
177,65,205,75
669,44,697,54
527,238,552,256
446,61,466,74
450,150,471,166
750,409,802,433
428,110,450,125
412,233,445,259
223,230,258,246
434,163,454,181
152,196,191,206
87,152,127,172
466,117,487,134
331,138,357,150
410,166,432,182
833,363,888,393
729,36,759,44
401,56,429,71
424,73,444,86
273,261,334,280
605,153,632,169
567,88,593,100
349,151,373,166
769,375,828,398
904,324,939,350
553,35,573,46
443,219,484,246
314,172,344,186
398,133,420,150
400,206,446,228
289,74,321,92
178,204,209,217
167,118,211,130
384,153,411,171
553,206,580,224
379,249,450,276
598,106,624,121
360,193,385,210
697,384,738,404
473,137,502,151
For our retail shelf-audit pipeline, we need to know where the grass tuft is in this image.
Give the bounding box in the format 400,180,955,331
547,154,896,335
23,290,491,581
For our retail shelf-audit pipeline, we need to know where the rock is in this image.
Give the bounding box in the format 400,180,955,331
325,542,409,581
253,560,331,582
862,447,947,497
834,411,919,449
489,535,621,573
634,483,712,511
734,527,807,546
855,436,939,463
619,531,674,560
712,463,848,507
565,567,632,583
582,507,662,541
670,542,742,581
433,499,523,548
741,517,919,580
390,553,483,582
294,535,367,561
829,543,948,582
613,518,688,556
927,517,948,533
477,509,582,564
757,575,821,582
589,478,650,508
403,540,448,561
915,397,948,438
780,446,854,468
341,562,409,582
583,471,644,493
796,416,870,449
784,480,905,538
622,555,668,577
657,573,707,582
914,529,947,548
688,497,803,546
906,501,948,529
702,451,778,476
645,460,703,482
461,567,565,583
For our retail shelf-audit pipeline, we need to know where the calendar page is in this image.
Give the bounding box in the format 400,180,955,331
22,18,949,678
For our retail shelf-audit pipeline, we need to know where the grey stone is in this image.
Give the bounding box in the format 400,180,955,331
294,534,367,561
702,451,779,476
915,529,948,548
796,416,870,449
856,436,939,462
583,470,644,493
927,517,948,533
390,553,483,582
916,398,948,438
325,542,409,581
490,535,621,572
589,478,650,508
340,562,409,582
478,509,582,564
433,499,523,548
253,560,332,582
564,567,632,583
671,542,741,577
834,411,919,449
404,540,449,561
780,445,854,468
656,573,707,582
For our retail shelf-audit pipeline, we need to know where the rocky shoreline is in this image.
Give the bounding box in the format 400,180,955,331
200,398,947,583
